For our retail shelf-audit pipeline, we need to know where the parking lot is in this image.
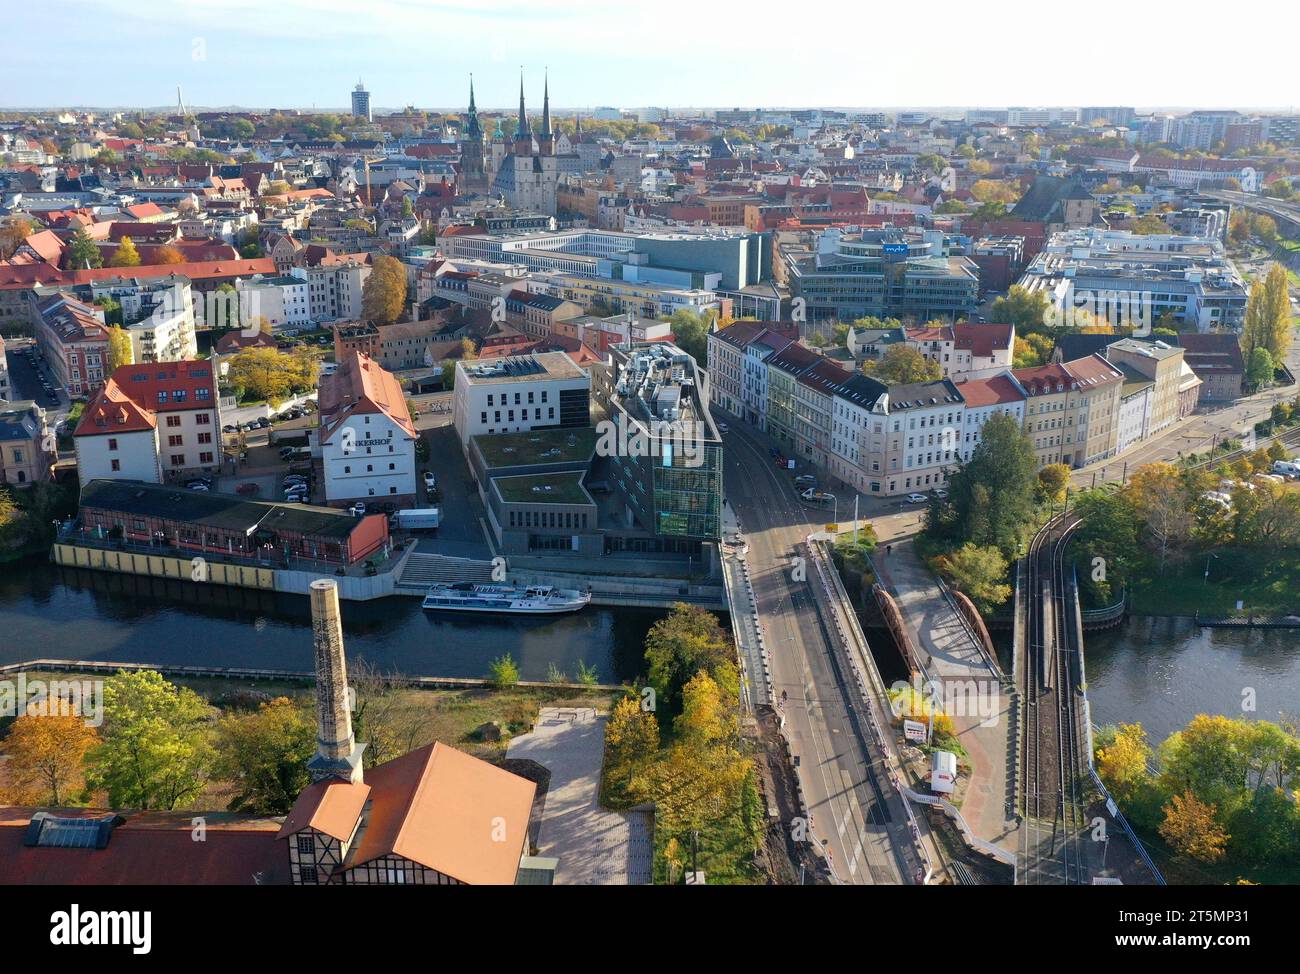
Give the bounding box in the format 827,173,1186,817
412,424,493,559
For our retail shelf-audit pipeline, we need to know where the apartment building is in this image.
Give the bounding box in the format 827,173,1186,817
0,399,54,487
904,322,1015,378
237,274,312,332
289,259,371,322
951,373,1027,463
1104,338,1186,437
33,292,111,397
73,360,222,482
1013,353,1124,467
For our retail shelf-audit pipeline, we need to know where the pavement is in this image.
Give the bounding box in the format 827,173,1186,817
722,418,918,884
874,538,1020,855
506,707,654,885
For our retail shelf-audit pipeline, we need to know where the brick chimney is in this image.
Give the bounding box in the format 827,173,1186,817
306,579,365,783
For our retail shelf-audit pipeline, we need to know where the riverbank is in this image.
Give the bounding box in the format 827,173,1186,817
1126,547,1300,617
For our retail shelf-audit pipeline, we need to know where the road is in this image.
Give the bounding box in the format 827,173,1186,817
723,419,915,884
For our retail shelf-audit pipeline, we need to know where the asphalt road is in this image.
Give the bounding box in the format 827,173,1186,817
723,419,914,884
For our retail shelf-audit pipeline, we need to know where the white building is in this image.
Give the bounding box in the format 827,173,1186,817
73,360,222,482
318,352,418,507
951,373,1027,462
452,352,590,447
237,274,312,332
291,260,371,323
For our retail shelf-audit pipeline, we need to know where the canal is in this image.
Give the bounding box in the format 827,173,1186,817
0,559,664,684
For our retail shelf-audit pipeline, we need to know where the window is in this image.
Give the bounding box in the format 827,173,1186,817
200,452,213,464
170,455,185,467
296,835,315,855
198,432,212,444
299,865,318,884
108,438,118,451
168,435,183,447
110,459,120,472
166,415,181,428
195,412,210,425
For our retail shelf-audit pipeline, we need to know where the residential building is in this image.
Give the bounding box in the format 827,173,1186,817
0,399,53,486
290,259,371,323
903,322,1015,378
73,360,222,481
1174,332,1244,401
951,373,1026,463
318,352,419,508
1104,338,1186,437
237,274,312,332
350,81,371,122
33,292,111,396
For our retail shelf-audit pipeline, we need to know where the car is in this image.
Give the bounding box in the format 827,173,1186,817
256,417,271,428
185,477,212,488
794,474,818,486
423,471,436,490
932,488,949,499
235,482,261,496
905,493,928,504
188,483,209,492
222,425,235,433
716,422,729,434
350,502,366,516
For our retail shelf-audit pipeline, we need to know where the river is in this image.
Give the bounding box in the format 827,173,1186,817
1083,615,1300,743
0,559,660,684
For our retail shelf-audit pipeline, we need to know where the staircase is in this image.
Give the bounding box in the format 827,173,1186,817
397,553,496,590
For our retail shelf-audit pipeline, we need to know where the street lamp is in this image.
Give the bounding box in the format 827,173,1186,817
1204,553,1219,585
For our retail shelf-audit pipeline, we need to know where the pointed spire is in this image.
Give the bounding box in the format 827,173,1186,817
465,74,481,139
515,71,531,139
540,70,552,138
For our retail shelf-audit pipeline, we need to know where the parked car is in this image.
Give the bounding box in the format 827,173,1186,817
716,422,729,434
794,474,818,487
222,425,236,433
423,471,436,490
187,483,209,492
933,488,949,499
256,417,270,428
350,502,367,516
185,477,212,488
905,493,928,504
235,482,260,496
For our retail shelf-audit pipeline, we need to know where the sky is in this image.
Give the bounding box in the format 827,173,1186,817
3,0,1297,112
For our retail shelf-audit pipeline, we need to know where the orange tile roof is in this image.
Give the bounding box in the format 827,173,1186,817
74,381,158,436
276,779,371,842
318,351,417,443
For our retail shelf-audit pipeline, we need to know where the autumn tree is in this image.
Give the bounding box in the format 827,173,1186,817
107,324,133,372
604,695,660,804
361,254,407,325
154,244,185,265
861,344,942,384
1125,463,1195,572
108,237,142,267
644,603,736,714
0,714,99,806
1096,723,1152,805
1037,463,1071,505
88,670,213,810
668,308,711,366
1159,791,1229,863
211,697,315,814
0,217,33,259
991,285,1051,333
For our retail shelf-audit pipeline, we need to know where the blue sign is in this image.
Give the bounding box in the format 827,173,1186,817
882,243,909,255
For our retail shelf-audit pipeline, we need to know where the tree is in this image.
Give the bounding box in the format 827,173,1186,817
487,653,519,688
1245,346,1274,391
931,413,1039,559
861,344,942,384
1129,214,1171,235
361,254,407,325
107,237,141,267
88,670,212,810
1037,463,1070,505
605,695,660,784
0,714,99,806
1159,791,1229,863
154,244,185,265
969,179,1021,206
991,285,1051,333
1072,488,1141,605
106,325,133,372
0,217,33,259
1262,263,1293,362
937,543,1012,616
1096,723,1152,805
66,227,102,269
668,308,711,366
674,670,732,750
211,697,315,814
644,603,735,713
1125,463,1195,572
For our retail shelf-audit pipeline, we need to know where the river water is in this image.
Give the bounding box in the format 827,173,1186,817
1083,615,1300,743
0,559,659,683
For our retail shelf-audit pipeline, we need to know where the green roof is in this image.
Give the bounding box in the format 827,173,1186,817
492,471,593,507
473,426,596,470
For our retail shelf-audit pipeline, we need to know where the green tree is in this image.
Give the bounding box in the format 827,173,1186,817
1245,346,1274,391
644,603,735,713
991,285,1051,333
1096,723,1153,806
88,670,213,810
668,308,711,366
66,226,103,269
1036,462,1071,505
487,653,519,688
937,543,1012,616
211,697,315,814
361,254,407,325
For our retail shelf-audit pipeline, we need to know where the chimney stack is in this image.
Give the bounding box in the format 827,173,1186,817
306,579,365,783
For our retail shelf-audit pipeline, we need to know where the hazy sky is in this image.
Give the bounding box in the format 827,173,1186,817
4,0,1297,111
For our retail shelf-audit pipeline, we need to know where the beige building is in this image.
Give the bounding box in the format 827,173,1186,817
1104,339,1186,437
0,400,54,487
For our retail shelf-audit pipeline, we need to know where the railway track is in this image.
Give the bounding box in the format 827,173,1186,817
1192,421,1300,471
1018,512,1089,885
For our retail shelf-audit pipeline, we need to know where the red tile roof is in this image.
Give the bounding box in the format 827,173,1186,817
74,380,159,436
952,372,1024,407
953,322,1014,358
318,351,417,443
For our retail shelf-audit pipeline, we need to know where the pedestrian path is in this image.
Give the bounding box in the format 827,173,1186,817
874,538,1019,854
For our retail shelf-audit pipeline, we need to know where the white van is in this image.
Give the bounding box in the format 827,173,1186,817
1271,460,1300,478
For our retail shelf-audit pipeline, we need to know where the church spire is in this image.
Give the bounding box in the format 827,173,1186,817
464,75,482,140
539,70,554,156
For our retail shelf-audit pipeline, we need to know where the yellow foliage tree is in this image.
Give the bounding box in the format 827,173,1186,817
1159,790,1229,863
108,237,141,267
0,714,100,806
1097,723,1152,804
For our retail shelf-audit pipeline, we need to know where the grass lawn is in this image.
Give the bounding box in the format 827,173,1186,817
1128,546,1300,617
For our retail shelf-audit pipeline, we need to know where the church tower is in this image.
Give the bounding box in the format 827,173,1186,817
538,72,555,157
513,75,534,156
461,75,486,190
306,579,365,784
